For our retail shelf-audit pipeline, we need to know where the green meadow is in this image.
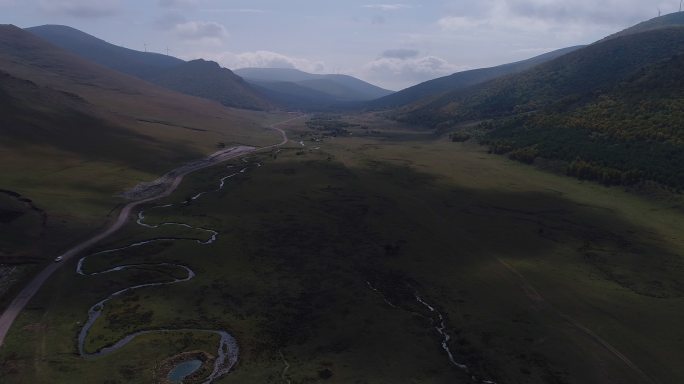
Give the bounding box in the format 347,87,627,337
2,115,684,383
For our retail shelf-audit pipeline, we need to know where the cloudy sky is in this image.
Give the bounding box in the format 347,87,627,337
2,0,681,90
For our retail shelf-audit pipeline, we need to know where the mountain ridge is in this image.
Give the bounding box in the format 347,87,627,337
398,16,684,189
366,46,584,109
26,24,271,110
0,24,274,170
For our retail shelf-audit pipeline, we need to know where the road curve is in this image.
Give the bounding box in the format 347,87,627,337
0,116,298,347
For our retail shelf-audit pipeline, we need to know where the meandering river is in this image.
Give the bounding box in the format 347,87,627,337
76,162,254,383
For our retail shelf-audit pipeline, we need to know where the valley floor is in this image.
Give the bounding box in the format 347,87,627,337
1,114,683,384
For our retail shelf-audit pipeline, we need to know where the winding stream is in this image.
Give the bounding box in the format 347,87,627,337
367,282,497,384
76,162,253,383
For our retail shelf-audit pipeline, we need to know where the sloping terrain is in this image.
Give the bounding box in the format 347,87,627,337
403,27,684,126
0,24,278,269
399,18,684,189
150,59,271,110
26,24,183,79
1,25,274,158
602,11,684,40
0,70,164,169
482,50,684,188
367,46,583,109
26,25,271,110
4,12,684,384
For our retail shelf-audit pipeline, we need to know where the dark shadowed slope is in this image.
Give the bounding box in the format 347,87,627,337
366,46,583,109
0,24,275,171
26,24,183,80
0,70,164,170
151,59,271,110
26,25,271,110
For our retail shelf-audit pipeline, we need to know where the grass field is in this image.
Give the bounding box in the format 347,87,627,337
0,25,289,300
2,113,684,383
0,108,287,311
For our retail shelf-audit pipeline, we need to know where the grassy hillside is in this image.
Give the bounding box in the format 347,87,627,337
0,25,277,158
0,24,281,298
400,24,684,189
482,52,684,189
150,59,271,110
404,28,684,125
368,46,583,109
26,25,271,111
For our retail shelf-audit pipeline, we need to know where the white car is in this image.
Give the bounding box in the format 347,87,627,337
54,256,63,262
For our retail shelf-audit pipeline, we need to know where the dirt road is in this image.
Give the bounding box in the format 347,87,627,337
0,117,295,347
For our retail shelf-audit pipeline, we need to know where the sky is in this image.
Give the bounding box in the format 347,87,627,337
2,0,682,90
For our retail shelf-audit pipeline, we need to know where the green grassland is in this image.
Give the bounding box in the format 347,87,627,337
0,109,283,309
0,26,288,285
2,114,684,383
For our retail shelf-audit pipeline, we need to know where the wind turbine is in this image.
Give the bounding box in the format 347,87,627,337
681,0,683,12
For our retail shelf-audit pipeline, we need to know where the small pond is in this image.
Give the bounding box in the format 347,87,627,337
168,359,203,383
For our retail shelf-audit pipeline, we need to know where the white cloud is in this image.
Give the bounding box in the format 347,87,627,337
39,0,121,18
194,50,326,73
363,54,464,89
173,21,228,43
232,51,325,73
363,4,412,11
438,0,674,34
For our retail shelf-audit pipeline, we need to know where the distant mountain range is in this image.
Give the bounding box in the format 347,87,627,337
26,25,394,111
235,67,394,109
399,13,684,189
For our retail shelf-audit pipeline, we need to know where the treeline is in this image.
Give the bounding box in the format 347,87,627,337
481,118,684,189
400,30,684,190
566,159,642,186
402,29,684,128
471,53,684,190
306,115,360,136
